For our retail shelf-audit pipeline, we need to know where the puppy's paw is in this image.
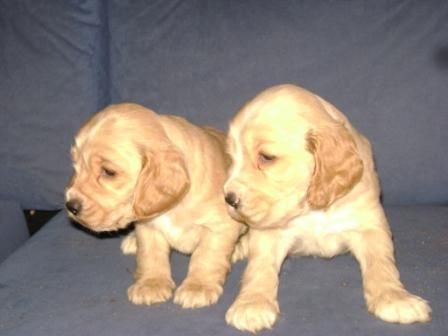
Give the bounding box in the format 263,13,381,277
121,233,137,255
225,295,280,333
368,289,431,324
174,279,223,308
127,278,175,305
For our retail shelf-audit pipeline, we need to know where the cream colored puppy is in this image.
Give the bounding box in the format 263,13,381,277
223,84,431,332
65,103,243,308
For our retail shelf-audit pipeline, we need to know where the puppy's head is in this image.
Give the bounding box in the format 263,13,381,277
224,84,363,229
65,103,190,232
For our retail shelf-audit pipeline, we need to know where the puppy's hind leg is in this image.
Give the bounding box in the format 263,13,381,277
232,231,249,263
121,231,137,255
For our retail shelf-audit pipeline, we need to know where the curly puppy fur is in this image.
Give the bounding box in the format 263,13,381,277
223,84,431,332
66,103,244,309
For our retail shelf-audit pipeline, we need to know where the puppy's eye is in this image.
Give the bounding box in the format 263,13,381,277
257,152,277,166
101,167,117,178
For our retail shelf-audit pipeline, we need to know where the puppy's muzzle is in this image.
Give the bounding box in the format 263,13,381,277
66,199,82,216
225,192,240,209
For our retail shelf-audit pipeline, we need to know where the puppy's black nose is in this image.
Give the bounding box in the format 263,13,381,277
225,192,240,209
66,199,82,216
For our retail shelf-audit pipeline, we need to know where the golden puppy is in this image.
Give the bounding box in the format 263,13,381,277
65,103,244,308
223,84,431,332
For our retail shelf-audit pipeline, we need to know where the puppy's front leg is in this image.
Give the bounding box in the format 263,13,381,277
349,225,431,324
127,223,175,305
226,229,292,333
174,227,238,309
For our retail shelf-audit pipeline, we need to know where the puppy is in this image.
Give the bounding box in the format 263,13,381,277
65,103,244,308
223,84,431,332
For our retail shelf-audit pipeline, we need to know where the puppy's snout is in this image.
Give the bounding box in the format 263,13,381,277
66,199,82,216
225,192,240,209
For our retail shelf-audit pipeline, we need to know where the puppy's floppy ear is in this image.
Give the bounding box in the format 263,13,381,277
306,122,363,210
133,146,190,219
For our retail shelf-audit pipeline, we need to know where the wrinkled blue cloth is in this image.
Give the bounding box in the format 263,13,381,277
0,207,447,336
0,0,447,209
